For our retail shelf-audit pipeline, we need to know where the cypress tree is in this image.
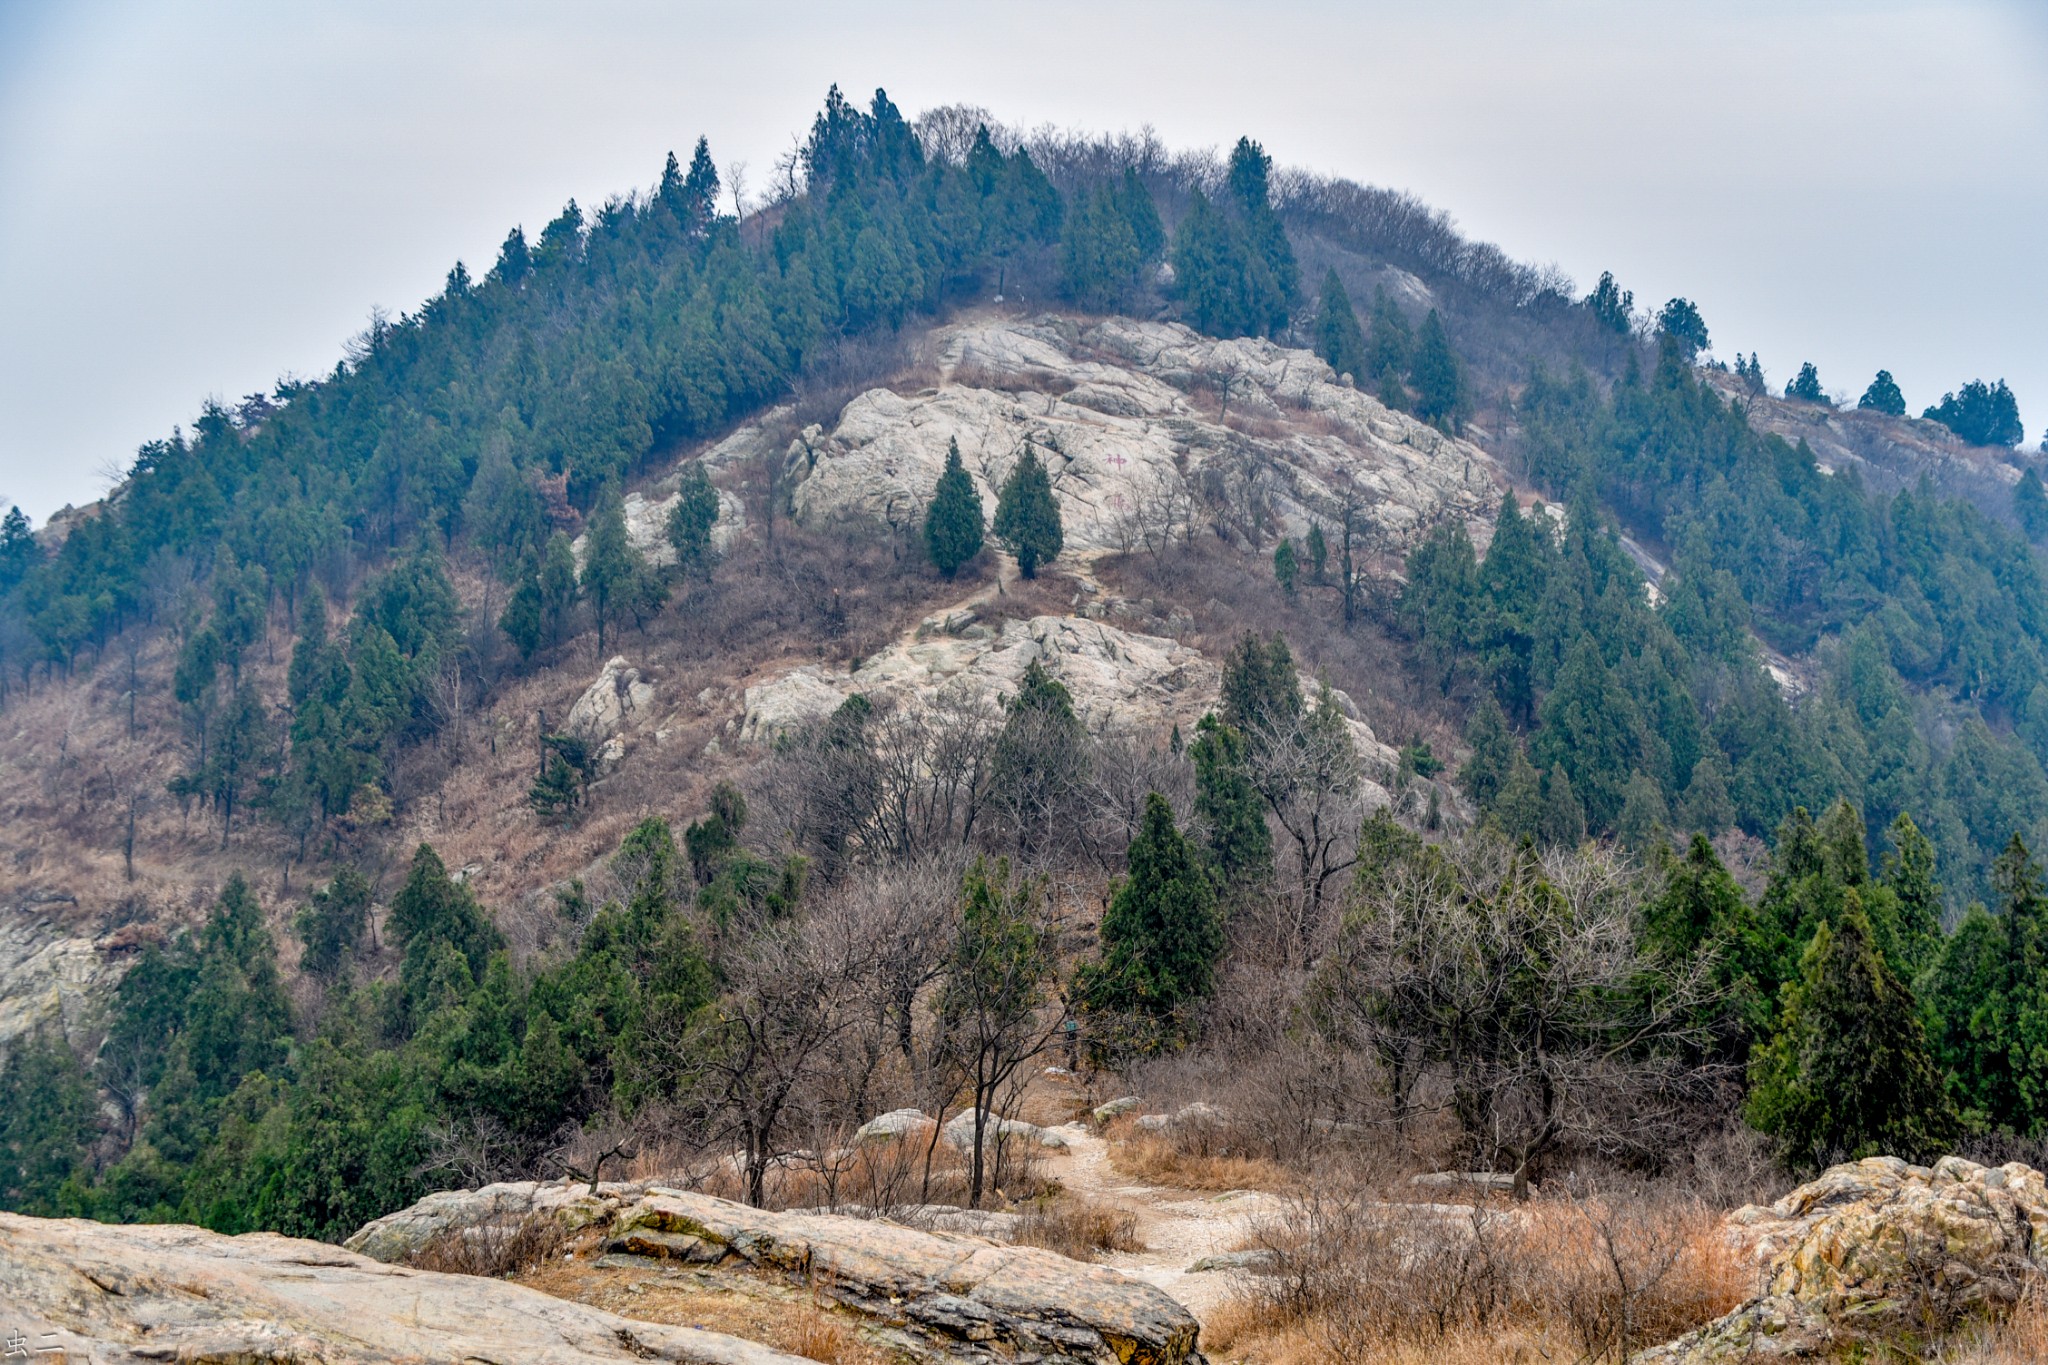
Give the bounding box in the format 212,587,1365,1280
582,485,646,652
2015,468,2048,542
499,566,544,660
1745,901,1956,1169
1537,763,1586,848
1459,694,1519,810
1409,308,1466,432
1857,370,1907,417
1312,269,1367,382
1785,362,1828,404
665,463,721,578
1273,537,1298,597
1305,524,1328,584
1080,793,1222,1019
1189,714,1271,890
923,439,985,577
992,441,1062,579
1366,286,1412,407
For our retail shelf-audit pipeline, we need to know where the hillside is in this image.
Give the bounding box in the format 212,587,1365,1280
5,84,2048,1363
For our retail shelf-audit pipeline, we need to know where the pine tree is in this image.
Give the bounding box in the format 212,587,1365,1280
1409,309,1465,431
1080,793,1222,1021
2014,469,2048,542
530,749,582,821
1305,524,1328,584
1785,362,1828,404
296,867,371,981
1857,370,1907,416
1585,271,1634,335
1060,187,1144,311
581,486,647,652
923,439,985,577
1366,287,1412,407
1924,379,2025,447
1655,298,1710,362
665,463,721,578
1490,749,1546,842
1273,537,1298,597
1312,269,1367,382
1745,901,1956,1170
1220,633,1301,738
539,532,579,646
1190,714,1271,890
499,565,544,660
992,441,1062,579
1615,772,1670,852
1460,695,1519,809
1537,764,1587,847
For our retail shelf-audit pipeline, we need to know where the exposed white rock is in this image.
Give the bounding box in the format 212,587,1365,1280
738,608,1395,801
573,471,746,569
0,899,124,1053
853,1107,936,1144
566,656,656,749
941,1109,1068,1152
782,313,1500,558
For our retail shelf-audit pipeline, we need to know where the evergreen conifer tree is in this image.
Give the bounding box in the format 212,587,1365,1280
1585,271,1634,334
1745,901,1956,1169
1538,764,1587,847
1409,309,1465,431
1312,269,1367,382
582,486,648,651
1786,362,1829,404
538,532,579,647
1273,537,1298,597
992,442,1062,579
2015,469,2048,542
1189,714,1271,890
923,439,985,577
1080,793,1222,1021
1305,523,1328,584
1460,695,1519,810
500,565,544,660
1365,287,1413,409
665,463,721,578
1857,370,1907,416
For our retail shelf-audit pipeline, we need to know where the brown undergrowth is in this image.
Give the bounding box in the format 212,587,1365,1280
1208,1181,1746,1365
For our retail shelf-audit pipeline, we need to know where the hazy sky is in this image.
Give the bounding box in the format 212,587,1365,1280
2,0,2044,523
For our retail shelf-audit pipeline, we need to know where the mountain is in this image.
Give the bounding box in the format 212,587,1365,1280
1,87,2044,1253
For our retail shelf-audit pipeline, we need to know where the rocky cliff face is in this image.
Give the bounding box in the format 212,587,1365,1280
782,313,1500,557
0,1210,810,1365
1704,373,2030,524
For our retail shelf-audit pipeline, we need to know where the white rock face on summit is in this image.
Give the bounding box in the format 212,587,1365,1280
740,609,1398,803
781,313,1499,554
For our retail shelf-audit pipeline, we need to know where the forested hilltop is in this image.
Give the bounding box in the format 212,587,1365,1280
4,87,2048,1251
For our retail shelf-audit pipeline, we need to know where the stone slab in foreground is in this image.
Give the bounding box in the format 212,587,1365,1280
609,1187,1203,1365
0,1211,807,1365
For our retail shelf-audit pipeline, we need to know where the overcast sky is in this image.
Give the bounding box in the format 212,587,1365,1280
2,0,2043,523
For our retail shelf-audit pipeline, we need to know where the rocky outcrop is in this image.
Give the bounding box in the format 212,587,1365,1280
0,898,124,1052
940,1109,1071,1152
0,1210,809,1365
607,1187,1203,1365
565,655,657,767
741,612,1222,742
737,609,1397,796
572,474,746,569
1633,1156,2048,1362
343,1178,645,1264
1702,372,2027,524
782,313,1499,559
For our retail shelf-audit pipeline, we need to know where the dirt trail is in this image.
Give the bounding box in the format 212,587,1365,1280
1038,1122,1284,1320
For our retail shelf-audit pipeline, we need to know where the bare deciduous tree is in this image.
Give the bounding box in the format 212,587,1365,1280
1308,834,1725,1196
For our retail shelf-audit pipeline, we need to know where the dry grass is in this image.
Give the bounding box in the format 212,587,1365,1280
514,1260,894,1365
1214,1182,1746,1365
1012,1195,1146,1261
1943,1288,2048,1364
1107,1131,1292,1193
405,1216,569,1278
